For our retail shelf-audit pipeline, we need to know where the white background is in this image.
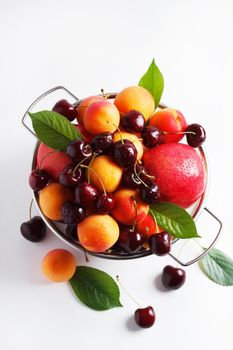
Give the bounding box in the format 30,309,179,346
1,0,233,349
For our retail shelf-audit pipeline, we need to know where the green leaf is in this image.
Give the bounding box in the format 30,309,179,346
29,110,82,151
199,248,233,286
69,266,123,311
149,202,199,238
138,58,164,108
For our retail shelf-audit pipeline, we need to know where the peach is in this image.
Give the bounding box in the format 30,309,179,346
111,188,149,225
136,213,163,237
113,131,144,160
114,86,155,121
143,143,206,208
149,108,187,143
39,183,74,221
77,214,119,252
42,249,76,282
36,143,72,181
83,100,120,135
76,95,105,124
88,155,123,193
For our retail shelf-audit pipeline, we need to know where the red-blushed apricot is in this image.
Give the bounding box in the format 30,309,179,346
42,249,76,282
111,188,149,225
149,108,187,143
113,131,144,160
114,86,155,121
83,100,120,135
77,214,119,252
136,213,163,238
88,155,123,193
39,183,74,221
36,143,72,181
76,95,105,124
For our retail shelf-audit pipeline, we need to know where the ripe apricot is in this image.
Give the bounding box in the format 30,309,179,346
114,86,155,121
83,100,120,135
136,214,163,237
113,131,143,160
42,249,76,282
39,183,74,221
76,95,105,124
88,155,123,193
77,214,119,252
111,188,149,225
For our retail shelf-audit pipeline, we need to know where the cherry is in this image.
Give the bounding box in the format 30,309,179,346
122,168,142,189
149,232,172,256
140,183,160,204
52,99,77,121
29,169,49,191
97,193,115,214
113,140,137,168
141,126,162,148
75,181,98,210
90,132,113,153
117,227,146,254
120,110,145,133
65,224,78,240
59,164,82,187
186,123,206,148
162,265,186,290
134,306,156,328
20,216,46,242
66,139,93,163
62,202,86,225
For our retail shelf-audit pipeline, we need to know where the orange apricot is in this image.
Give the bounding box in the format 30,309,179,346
113,131,144,160
83,100,120,135
114,86,155,121
76,95,105,124
87,155,123,192
42,249,76,282
39,183,74,221
77,214,119,252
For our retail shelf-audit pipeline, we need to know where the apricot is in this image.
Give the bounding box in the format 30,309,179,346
83,100,120,135
149,108,187,143
111,188,149,225
39,183,74,221
77,214,119,252
113,131,143,160
37,143,72,181
42,249,76,282
114,86,155,121
88,155,123,193
136,214,163,237
76,95,105,124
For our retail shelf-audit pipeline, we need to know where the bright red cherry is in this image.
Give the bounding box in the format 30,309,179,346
52,99,77,121
66,139,93,163
75,181,98,210
162,265,186,290
120,110,145,133
134,306,156,328
97,193,115,214
149,232,172,256
113,140,137,168
29,169,49,191
186,123,206,148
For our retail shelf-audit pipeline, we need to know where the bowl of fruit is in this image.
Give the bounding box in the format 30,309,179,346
22,61,222,266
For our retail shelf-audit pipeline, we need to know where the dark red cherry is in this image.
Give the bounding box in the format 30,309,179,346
122,168,142,189
97,193,115,214
20,216,46,242
61,202,86,225
65,224,78,241
162,265,186,290
113,140,137,168
52,99,77,121
59,164,82,187
149,232,172,256
117,227,146,254
120,110,145,133
75,181,98,210
90,132,113,153
142,126,162,148
140,183,160,204
134,306,156,328
29,169,49,191
66,139,93,163
186,123,206,148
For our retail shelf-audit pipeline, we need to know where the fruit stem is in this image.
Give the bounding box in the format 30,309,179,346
87,153,98,184
116,275,143,308
29,198,34,220
132,199,138,231
80,164,106,195
106,121,124,144
83,248,89,263
39,150,57,172
133,162,148,188
162,131,196,136
101,88,110,99
72,153,94,177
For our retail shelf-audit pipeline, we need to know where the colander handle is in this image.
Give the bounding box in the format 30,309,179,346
21,86,80,138
169,207,222,266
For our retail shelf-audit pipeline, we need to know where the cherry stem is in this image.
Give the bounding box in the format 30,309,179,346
132,199,138,231
106,120,124,144
80,164,106,195
87,153,98,184
39,150,57,171
116,275,143,308
83,248,89,263
72,153,95,177
163,131,196,136
29,198,34,220
133,162,148,188
101,88,110,99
